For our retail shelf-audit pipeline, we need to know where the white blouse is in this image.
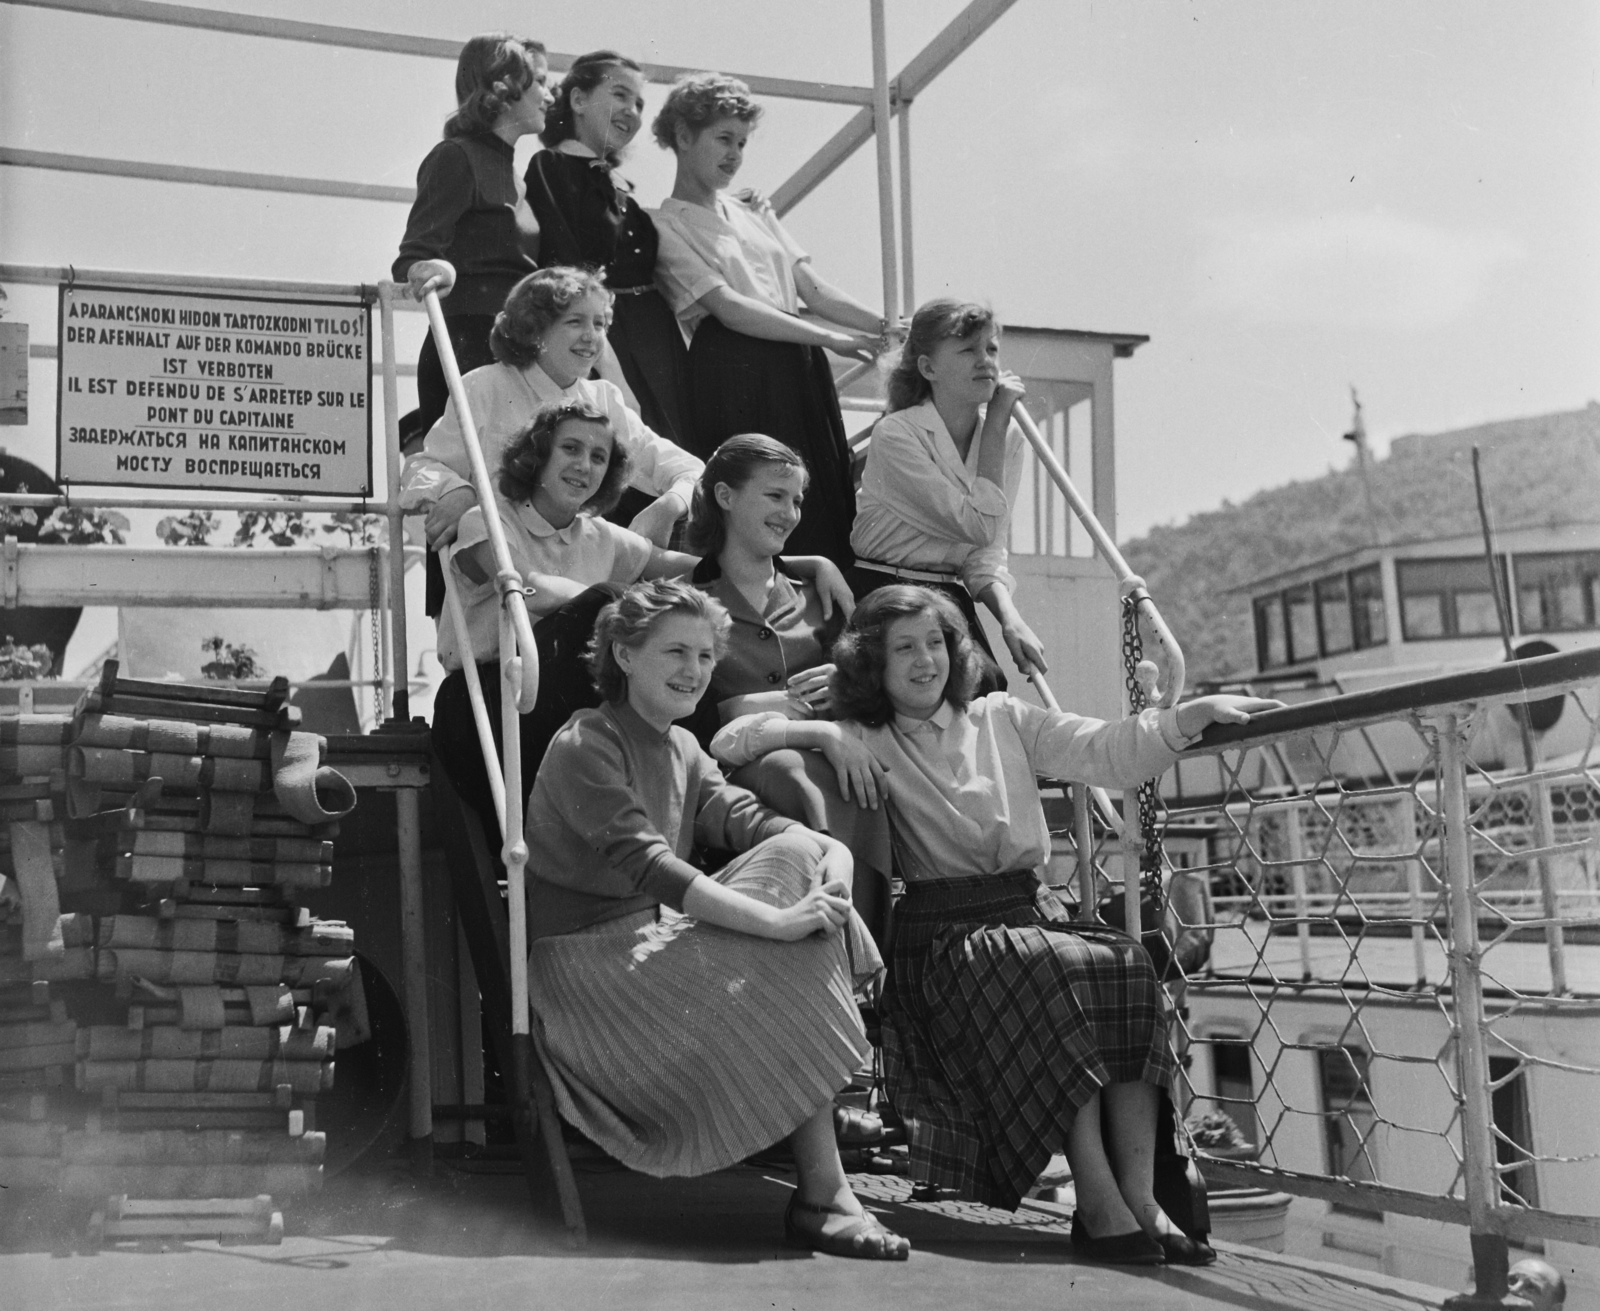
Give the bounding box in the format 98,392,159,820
652,195,809,337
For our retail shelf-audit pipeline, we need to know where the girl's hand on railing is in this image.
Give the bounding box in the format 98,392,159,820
829,331,881,364
991,370,1026,412
786,663,835,716
424,485,478,549
1174,695,1286,741
406,259,457,300
1002,618,1048,677
766,879,852,941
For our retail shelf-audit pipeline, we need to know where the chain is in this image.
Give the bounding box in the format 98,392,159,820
1121,594,1165,909
369,543,384,724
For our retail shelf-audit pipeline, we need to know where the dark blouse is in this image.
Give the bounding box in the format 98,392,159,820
524,148,658,291
393,133,540,317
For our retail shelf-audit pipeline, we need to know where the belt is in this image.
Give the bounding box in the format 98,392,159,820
855,557,963,585
609,284,656,297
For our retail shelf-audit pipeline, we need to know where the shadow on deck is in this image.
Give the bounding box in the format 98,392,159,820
0,1155,1457,1311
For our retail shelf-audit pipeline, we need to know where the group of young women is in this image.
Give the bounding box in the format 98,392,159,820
395,32,1277,1266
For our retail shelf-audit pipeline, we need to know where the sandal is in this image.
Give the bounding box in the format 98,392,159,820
833,1104,885,1147
784,1194,911,1261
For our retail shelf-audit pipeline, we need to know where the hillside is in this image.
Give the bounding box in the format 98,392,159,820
1119,404,1600,682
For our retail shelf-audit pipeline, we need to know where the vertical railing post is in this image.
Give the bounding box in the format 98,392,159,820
1530,778,1567,995
377,282,410,722
1435,709,1515,1310
1073,786,1099,923
896,97,914,312
1286,799,1313,981
869,0,900,328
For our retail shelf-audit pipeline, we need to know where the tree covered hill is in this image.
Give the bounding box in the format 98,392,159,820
1119,403,1600,682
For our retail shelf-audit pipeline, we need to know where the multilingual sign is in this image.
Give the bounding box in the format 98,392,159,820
56,283,372,496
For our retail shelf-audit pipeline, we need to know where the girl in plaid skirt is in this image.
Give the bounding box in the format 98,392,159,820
713,584,1277,1264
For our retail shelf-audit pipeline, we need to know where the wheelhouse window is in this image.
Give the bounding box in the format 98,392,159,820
1397,557,1507,641
1317,1045,1381,1217
1253,563,1389,670
1515,551,1600,633
1212,1039,1260,1147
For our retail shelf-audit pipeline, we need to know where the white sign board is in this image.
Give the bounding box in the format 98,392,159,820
57,283,371,495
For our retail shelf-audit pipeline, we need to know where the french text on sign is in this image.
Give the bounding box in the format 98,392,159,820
57,284,372,496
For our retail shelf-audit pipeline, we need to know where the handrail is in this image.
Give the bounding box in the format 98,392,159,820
1189,644,1600,754
1010,404,1186,708
416,289,537,1045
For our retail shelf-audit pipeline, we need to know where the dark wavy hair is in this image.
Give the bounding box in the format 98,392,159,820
588,579,732,702
651,72,762,151
540,50,644,161
830,585,984,727
497,399,631,517
885,299,1000,413
684,434,808,559
444,34,547,139
490,267,611,369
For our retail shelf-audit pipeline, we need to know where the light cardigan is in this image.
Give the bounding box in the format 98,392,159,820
397,361,700,514
712,692,1192,884
850,399,1024,600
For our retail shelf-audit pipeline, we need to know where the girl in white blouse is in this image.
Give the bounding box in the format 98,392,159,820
651,72,884,569
851,299,1043,689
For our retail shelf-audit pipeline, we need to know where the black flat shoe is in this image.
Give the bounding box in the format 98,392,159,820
1156,1231,1217,1265
1069,1212,1164,1266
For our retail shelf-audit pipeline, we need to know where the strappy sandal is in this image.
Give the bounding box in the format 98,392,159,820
833,1104,885,1146
784,1194,911,1261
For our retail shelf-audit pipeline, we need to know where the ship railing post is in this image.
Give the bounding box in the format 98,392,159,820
1433,707,1523,1310
377,281,410,723
869,0,900,330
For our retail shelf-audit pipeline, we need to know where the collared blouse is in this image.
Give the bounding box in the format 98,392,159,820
652,195,809,337
525,699,800,939
393,133,540,318
398,361,702,514
435,497,652,671
851,399,1025,599
692,557,841,709
712,692,1192,884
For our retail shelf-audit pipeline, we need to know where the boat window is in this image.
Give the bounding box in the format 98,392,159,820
1514,551,1600,633
1285,584,1317,664
1254,594,1288,670
1316,575,1353,655
1317,1045,1382,1217
1212,1039,1260,1146
1349,564,1387,649
1396,556,1508,641
1488,1056,1540,1216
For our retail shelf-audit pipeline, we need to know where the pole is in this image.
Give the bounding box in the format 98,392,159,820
897,98,915,312
869,0,900,329
378,284,410,722
1471,447,1565,996
1435,710,1515,1310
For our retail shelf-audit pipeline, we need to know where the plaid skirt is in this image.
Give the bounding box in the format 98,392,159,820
881,871,1175,1211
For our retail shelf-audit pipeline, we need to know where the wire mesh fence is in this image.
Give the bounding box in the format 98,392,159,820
1045,648,1600,1276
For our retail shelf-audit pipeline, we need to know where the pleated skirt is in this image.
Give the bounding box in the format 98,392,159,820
528,831,876,1178
882,871,1175,1211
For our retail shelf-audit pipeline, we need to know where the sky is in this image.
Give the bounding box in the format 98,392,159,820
1,0,1597,539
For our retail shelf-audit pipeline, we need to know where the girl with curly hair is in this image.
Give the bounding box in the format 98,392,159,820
526,52,693,451
850,298,1043,690
713,585,1279,1264
393,33,552,436
523,579,910,1261
429,400,701,827
651,72,885,570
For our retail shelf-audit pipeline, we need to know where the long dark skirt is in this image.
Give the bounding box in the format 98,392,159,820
845,564,1007,694
430,585,620,832
687,319,855,569
881,871,1175,1211
608,289,693,450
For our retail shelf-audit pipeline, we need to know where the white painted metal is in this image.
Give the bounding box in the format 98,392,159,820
869,0,900,328
898,101,915,311
378,281,409,721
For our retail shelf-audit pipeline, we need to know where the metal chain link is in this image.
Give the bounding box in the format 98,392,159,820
1121,595,1165,907
368,542,384,724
